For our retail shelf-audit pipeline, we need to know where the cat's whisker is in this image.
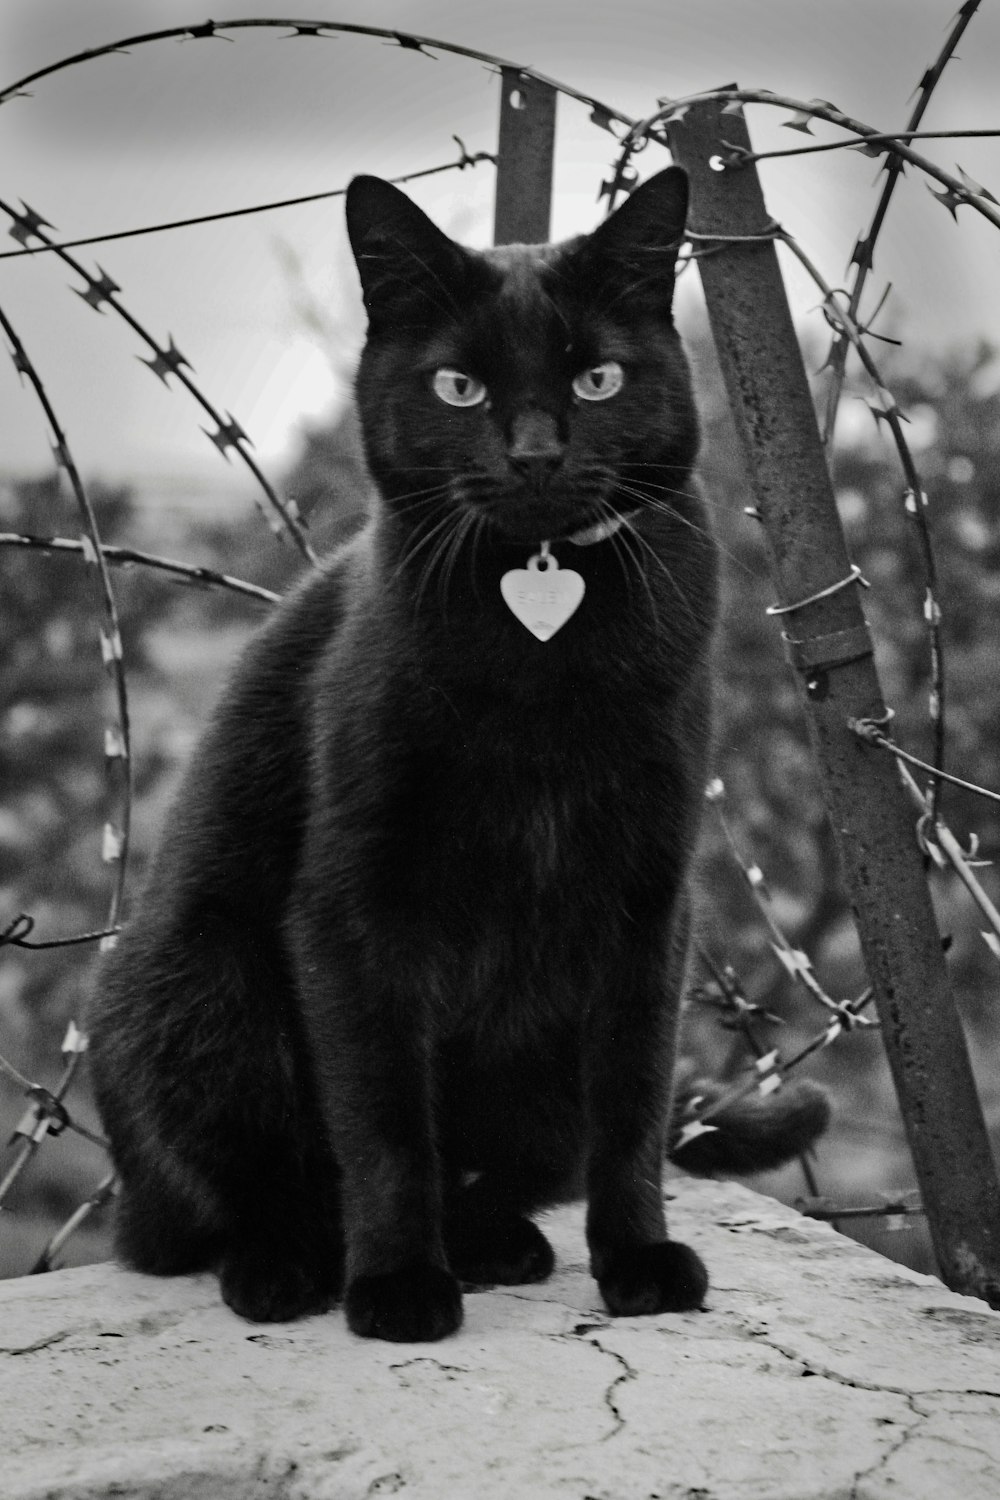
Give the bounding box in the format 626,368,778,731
618,513,699,629
391,500,457,590
614,484,712,542
468,511,489,606
592,495,640,606
614,484,750,578
412,506,473,618
619,470,738,515
613,520,665,634
617,470,712,506
437,508,477,617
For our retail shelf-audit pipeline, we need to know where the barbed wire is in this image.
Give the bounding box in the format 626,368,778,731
0,1024,96,1216
759,225,948,821
0,306,133,940
703,781,877,1031
635,89,1000,233
0,18,644,140
2,193,318,565
817,0,986,447
0,141,496,262
797,1193,924,1227
0,913,120,953
716,127,1000,169
0,532,280,605
29,1170,117,1275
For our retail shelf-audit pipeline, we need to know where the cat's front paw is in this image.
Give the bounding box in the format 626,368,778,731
447,1213,555,1287
220,1246,340,1323
595,1240,707,1316
345,1261,463,1342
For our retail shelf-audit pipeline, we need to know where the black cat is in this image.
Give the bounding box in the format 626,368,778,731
87,167,826,1342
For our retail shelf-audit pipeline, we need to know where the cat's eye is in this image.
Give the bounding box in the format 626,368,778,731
572,361,625,402
432,368,487,408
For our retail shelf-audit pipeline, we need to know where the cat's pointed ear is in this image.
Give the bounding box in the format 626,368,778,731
346,176,468,331
573,166,690,314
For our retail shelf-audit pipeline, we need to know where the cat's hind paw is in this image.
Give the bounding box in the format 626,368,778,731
345,1261,463,1342
219,1247,340,1323
447,1212,555,1287
595,1240,707,1316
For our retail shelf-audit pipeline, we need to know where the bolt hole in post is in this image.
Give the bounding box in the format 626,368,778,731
494,69,557,247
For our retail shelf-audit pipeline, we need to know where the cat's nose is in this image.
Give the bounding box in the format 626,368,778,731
507,410,565,486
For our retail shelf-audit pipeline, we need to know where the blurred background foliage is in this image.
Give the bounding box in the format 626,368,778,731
2,328,999,1279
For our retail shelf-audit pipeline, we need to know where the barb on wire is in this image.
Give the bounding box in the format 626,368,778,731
797,1193,924,1226
30,1171,117,1274
598,127,649,217
0,976,110,1150
1,913,120,951
684,782,877,1179
0,532,280,604
0,143,497,262
688,944,828,1200
851,717,1000,812
0,18,641,140
0,303,133,938
886,755,1000,964
1,194,318,566
0,1025,96,1211
693,945,785,1044
817,0,986,443
639,86,1000,234
756,225,948,820
704,778,876,1029
675,982,875,1154
850,712,1000,960
716,127,1000,172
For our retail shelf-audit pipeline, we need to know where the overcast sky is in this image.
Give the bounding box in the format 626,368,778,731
1,0,998,500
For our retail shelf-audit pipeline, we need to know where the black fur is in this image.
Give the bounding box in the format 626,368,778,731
87,168,805,1342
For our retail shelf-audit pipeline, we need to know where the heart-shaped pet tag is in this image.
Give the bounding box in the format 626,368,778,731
500,550,585,641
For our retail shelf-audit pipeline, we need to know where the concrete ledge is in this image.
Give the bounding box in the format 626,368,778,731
4,1177,1000,1499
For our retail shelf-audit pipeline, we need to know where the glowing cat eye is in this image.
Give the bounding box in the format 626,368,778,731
572,361,625,402
432,368,487,407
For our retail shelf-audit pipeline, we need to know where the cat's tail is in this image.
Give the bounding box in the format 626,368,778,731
668,1061,831,1176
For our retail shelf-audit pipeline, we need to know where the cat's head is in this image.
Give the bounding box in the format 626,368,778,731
346,167,698,546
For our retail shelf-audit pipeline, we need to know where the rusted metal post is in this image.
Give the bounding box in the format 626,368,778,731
493,68,556,245
669,97,1000,1305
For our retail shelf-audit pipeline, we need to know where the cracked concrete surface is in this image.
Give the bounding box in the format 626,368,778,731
3,1177,1000,1498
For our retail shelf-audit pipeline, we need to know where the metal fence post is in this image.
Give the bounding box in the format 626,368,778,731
668,97,1000,1306
493,68,557,245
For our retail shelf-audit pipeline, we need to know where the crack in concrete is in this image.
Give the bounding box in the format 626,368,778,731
849,1390,1000,1498
560,1327,638,1441
495,1287,583,1309
388,1356,470,1376
729,1322,1000,1496
738,1326,1000,1402
848,1393,926,1500
0,1330,71,1356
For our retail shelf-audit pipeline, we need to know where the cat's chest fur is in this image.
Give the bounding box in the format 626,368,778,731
307,558,699,982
